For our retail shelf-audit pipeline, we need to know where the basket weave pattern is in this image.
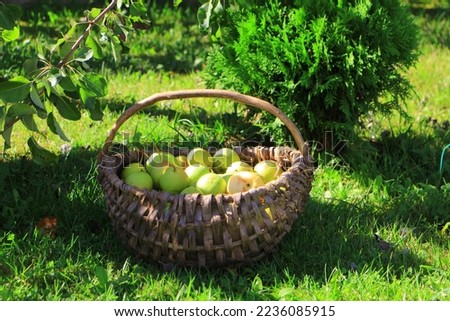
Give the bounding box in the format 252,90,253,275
97,90,314,267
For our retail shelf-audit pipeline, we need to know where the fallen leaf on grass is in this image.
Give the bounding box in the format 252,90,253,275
36,217,57,239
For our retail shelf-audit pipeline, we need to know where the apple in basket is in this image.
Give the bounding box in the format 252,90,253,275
180,186,202,194
227,171,265,194
124,171,153,190
254,160,283,183
160,165,190,194
212,147,240,173
121,162,146,179
185,164,211,186
225,161,253,174
145,159,170,190
147,151,178,167
196,172,227,195
187,148,213,168
176,155,188,168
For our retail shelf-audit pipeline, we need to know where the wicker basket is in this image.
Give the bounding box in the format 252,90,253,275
97,89,314,267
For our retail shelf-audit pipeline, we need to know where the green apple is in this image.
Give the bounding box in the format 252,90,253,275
121,162,146,179
145,160,170,189
225,161,254,174
196,172,227,195
187,148,213,168
185,164,210,186
254,160,283,183
166,153,179,167
227,171,265,194
147,151,177,167
212,148,240,173
180,186,203,194
176,155,188,168
147,152,166,167
124,171,153,190
160,165,190,194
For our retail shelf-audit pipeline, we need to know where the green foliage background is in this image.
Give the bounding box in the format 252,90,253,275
204,0,420,143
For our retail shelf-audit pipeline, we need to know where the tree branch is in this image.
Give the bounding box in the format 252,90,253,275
57,0,117,68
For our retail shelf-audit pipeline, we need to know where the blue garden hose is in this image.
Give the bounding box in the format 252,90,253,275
439,144,450,175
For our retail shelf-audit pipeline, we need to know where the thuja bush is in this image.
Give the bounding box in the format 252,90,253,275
203,0,420,144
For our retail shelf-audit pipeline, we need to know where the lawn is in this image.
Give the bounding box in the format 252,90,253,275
0,1,449,300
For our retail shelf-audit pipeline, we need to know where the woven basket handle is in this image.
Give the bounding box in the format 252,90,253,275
100,89,306,157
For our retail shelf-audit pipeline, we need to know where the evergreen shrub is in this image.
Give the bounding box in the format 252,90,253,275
204,0,420,143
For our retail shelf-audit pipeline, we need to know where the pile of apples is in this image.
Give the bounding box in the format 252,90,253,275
120,147,283,196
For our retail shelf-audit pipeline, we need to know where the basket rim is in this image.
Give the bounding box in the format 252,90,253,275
98,144,312,202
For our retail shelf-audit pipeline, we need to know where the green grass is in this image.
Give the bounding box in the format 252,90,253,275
1,3,449,301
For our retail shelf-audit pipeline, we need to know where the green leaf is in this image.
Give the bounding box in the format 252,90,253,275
51,95,81,121
27,137,58,165
2,26,20,42
47,112,69,142
0,105,5,130
110,37,122,65
51,37,67,53
113,23,129,42
23,58,38,75
86,105,103,121
0,5,15,30
64,89,80,100
80,73,107,97
2,125,13,149
85,35,104,59
59,76,78,92
30,85,47,118
42,79,52,96
73,47,94,62
197,1,222,32
6,103,36,118
0,76,30,103
21,114,39,133
197,2,213,31
59,40,77,60
89,8,102,19
130,2,147,17
95,265,108,287
78,86,102,120
79,87,96,109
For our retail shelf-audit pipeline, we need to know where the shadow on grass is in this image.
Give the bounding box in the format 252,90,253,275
0,147,119,252
225,198,431,296
340,121,449,187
